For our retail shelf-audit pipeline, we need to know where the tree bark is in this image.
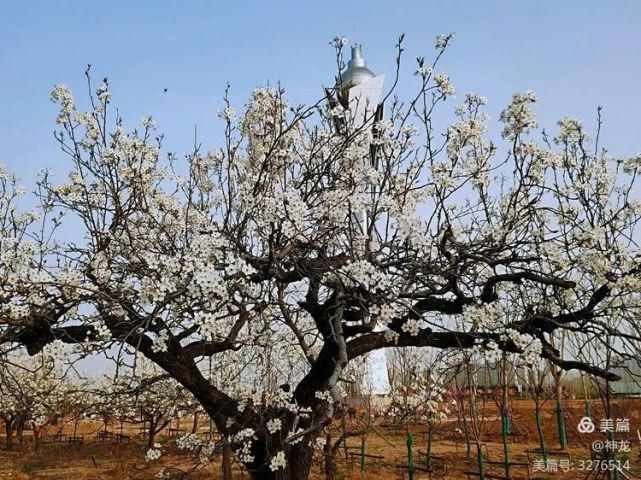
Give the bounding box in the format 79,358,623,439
147,420,157,449
4,420,14,450
221,443,233,480
245,440,314,480
191,410,199,434
33,427,43,453
323,434,338,480
17,421,24,446
284,444,314,480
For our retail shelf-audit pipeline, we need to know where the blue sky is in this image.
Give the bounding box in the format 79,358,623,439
1,1,639,376
2,1,641,187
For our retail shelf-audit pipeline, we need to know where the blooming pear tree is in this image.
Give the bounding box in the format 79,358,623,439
127,364,194,448
0,359,24,450
0,343,72,451
89,374,134,435
386,347,446,427
3,34,641,479
61,386,94,439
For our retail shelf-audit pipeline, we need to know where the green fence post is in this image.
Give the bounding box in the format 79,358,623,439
463,417,471,458
556,399,567,449
406,431,414,480
501,414,510,479
477,442,485,480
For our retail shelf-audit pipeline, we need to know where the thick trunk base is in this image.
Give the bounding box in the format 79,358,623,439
222,444,233,480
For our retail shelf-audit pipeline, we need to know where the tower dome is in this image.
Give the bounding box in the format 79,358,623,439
336,45,376,106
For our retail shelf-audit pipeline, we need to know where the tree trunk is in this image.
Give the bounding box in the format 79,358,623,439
534,405,547,462
221,443,233,480
33,427,43,453
284,444,314,480
605,380,619,480
555,381,567,449
5,420,14,450
324,435,338,480
425,414,433,469
17,421,24,446
147,421,157,449
581,375,592,417
247,442,314,480
476,442,486,480
500,356,510,479
324,453,337,480
191,410,199,434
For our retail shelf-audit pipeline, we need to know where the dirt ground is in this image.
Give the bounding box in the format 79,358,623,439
1,399,640,479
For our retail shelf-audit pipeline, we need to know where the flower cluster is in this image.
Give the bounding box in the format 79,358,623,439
145,444,162,462
269,450,286,471
266,418,282,434
330,35,348,48
434,73,455,97
499,90,538,139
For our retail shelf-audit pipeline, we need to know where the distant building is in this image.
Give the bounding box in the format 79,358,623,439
450,362,525,395
610,358,641,397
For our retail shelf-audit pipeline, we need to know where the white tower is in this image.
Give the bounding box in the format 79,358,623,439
327,45,385,130
335,45,385,127
326,45,390,395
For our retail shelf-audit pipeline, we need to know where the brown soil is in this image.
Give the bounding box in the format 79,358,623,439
1,399,640,479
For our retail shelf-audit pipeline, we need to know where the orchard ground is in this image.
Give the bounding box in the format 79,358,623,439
1,399,640,480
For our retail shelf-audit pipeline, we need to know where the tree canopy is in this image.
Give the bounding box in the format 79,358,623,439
2,36,641,479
